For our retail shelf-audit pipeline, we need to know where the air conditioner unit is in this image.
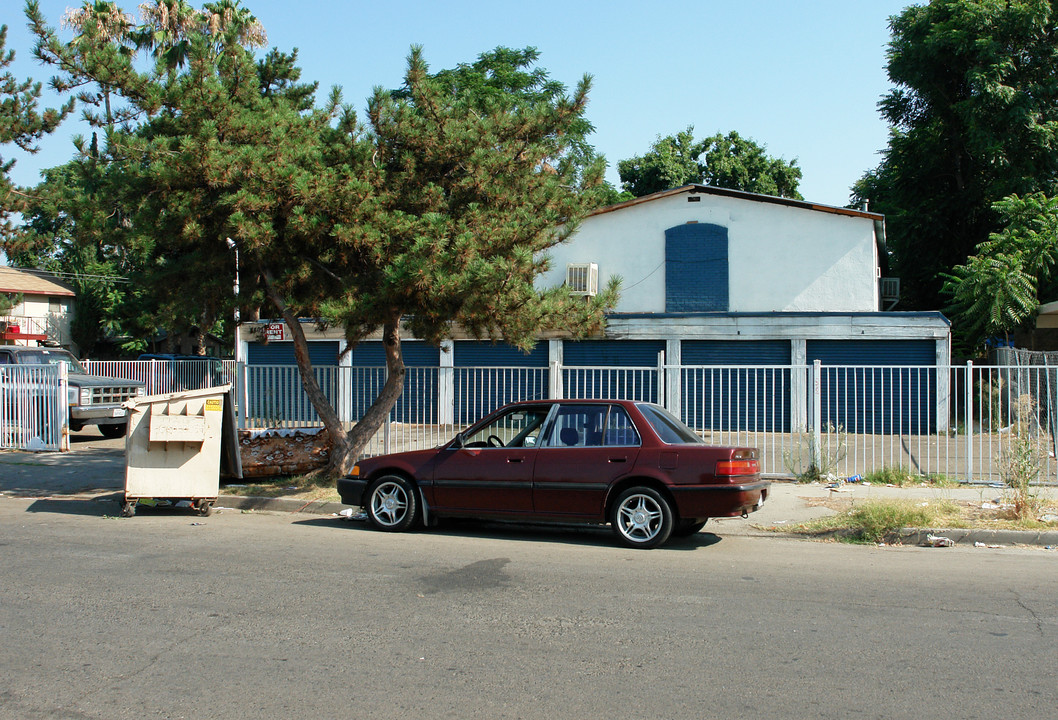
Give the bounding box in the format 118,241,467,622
566,262,599,296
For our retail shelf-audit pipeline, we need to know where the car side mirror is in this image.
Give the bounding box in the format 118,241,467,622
451,432,465,449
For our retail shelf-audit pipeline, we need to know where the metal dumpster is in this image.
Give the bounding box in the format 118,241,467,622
121,385,234,517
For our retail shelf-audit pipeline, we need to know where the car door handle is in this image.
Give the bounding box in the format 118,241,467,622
608,457,627,463
507,457,523,463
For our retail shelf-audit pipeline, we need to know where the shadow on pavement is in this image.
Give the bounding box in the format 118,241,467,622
25,493,122,517
294,515,723,551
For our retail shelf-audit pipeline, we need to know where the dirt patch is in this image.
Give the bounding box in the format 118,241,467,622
238,428,330,478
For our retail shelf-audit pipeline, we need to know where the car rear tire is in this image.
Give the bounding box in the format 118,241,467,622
672,519,708,537
611,486,674,549
99,423,128,439
366,475,419,532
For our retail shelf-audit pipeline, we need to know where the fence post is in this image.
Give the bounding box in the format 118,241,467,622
549,360,563,400
664,341,681,416
438,340,454,425
656,350,666,409
965,360,974,482
237,361,247,430
58,362,69,451
812,359,822,471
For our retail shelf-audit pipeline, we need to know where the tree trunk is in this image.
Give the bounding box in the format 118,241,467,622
260,267,349,468
330,317,406,476
260,266,408,479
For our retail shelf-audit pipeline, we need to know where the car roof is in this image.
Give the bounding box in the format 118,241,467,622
507,398,638,407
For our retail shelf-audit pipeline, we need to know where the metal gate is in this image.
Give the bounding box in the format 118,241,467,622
0,364,67,451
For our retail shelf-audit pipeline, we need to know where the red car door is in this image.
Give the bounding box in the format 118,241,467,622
431,445,536,513
430,405,550,514
532,404,641,518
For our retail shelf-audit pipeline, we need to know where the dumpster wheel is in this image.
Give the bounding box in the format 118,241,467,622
196,499,214,517
121,500,136,518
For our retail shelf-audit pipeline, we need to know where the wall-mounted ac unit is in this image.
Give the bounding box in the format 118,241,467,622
566,263,599,296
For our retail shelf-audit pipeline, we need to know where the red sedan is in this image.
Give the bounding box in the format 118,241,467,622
338,399,769,549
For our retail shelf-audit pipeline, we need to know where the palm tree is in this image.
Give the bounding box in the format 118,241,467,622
135,0,202,71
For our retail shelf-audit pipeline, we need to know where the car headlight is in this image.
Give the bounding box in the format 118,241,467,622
135,386,147,397
80,388,92,405
68,387,80,406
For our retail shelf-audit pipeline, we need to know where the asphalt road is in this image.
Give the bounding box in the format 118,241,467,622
1,493,1055,720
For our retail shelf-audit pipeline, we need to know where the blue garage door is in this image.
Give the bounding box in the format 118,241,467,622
346,341,439,423
247,341,340,425
681,340,791,432
562,340,664,403
807,340,937,434
453,341,549,423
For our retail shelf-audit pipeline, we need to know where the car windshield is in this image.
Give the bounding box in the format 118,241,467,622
16,349,87,374
636,403,704,444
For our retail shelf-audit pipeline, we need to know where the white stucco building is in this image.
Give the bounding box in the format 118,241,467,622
242,184,951,431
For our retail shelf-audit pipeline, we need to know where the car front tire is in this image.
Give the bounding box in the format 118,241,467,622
611,486,674,549
366,475,419,532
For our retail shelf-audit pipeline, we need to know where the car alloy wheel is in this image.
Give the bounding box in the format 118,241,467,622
366,475,419,532
611,486,673,549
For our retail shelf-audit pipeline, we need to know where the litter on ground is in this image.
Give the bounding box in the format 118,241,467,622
925,534,955,547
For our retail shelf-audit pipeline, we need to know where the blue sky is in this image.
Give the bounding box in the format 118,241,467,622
4,0,913,207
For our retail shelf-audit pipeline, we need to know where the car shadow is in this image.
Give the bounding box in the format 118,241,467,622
295,515,723,550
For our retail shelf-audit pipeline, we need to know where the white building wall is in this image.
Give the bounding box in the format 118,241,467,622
543,192,880,313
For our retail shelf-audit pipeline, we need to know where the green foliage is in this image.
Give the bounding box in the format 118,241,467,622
942,193,1058,347
347,46,618,351
16,2,616,475
617,127,802,199
864,465,959,488
854,0,1058,314
0,292,22,314
791,499,964,544
1000,396,1046,520
0,20,74,235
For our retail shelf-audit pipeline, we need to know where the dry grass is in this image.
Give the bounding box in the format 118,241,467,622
784,495,1058,544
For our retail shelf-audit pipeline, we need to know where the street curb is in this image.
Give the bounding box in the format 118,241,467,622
219,495,347,516
749,526,1058,548
892,528,1058,548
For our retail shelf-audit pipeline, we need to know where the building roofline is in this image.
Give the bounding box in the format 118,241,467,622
588,184,883,221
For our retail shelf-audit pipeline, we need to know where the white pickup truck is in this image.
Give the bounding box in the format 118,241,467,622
0,346,146,437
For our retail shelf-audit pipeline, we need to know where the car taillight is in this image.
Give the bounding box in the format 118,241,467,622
716,459,759,476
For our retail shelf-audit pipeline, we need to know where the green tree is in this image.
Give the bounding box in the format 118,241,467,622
942,193,1058,346
22,2,617,476
617,127,802,199
853,0,1058,313
0,22,73,236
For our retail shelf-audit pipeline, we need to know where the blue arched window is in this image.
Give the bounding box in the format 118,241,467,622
664,223,729,311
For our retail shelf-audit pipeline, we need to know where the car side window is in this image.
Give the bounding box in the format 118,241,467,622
541,405,610,447
0,353,9,364
461,407,550,448
603,405,641,447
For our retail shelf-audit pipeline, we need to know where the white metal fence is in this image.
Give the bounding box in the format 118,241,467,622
6,357,1058,484
0,364,67,451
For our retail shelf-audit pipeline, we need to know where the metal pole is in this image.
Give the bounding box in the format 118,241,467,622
965,361,974,482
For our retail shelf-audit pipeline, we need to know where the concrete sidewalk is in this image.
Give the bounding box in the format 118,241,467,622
3,443,1057,547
